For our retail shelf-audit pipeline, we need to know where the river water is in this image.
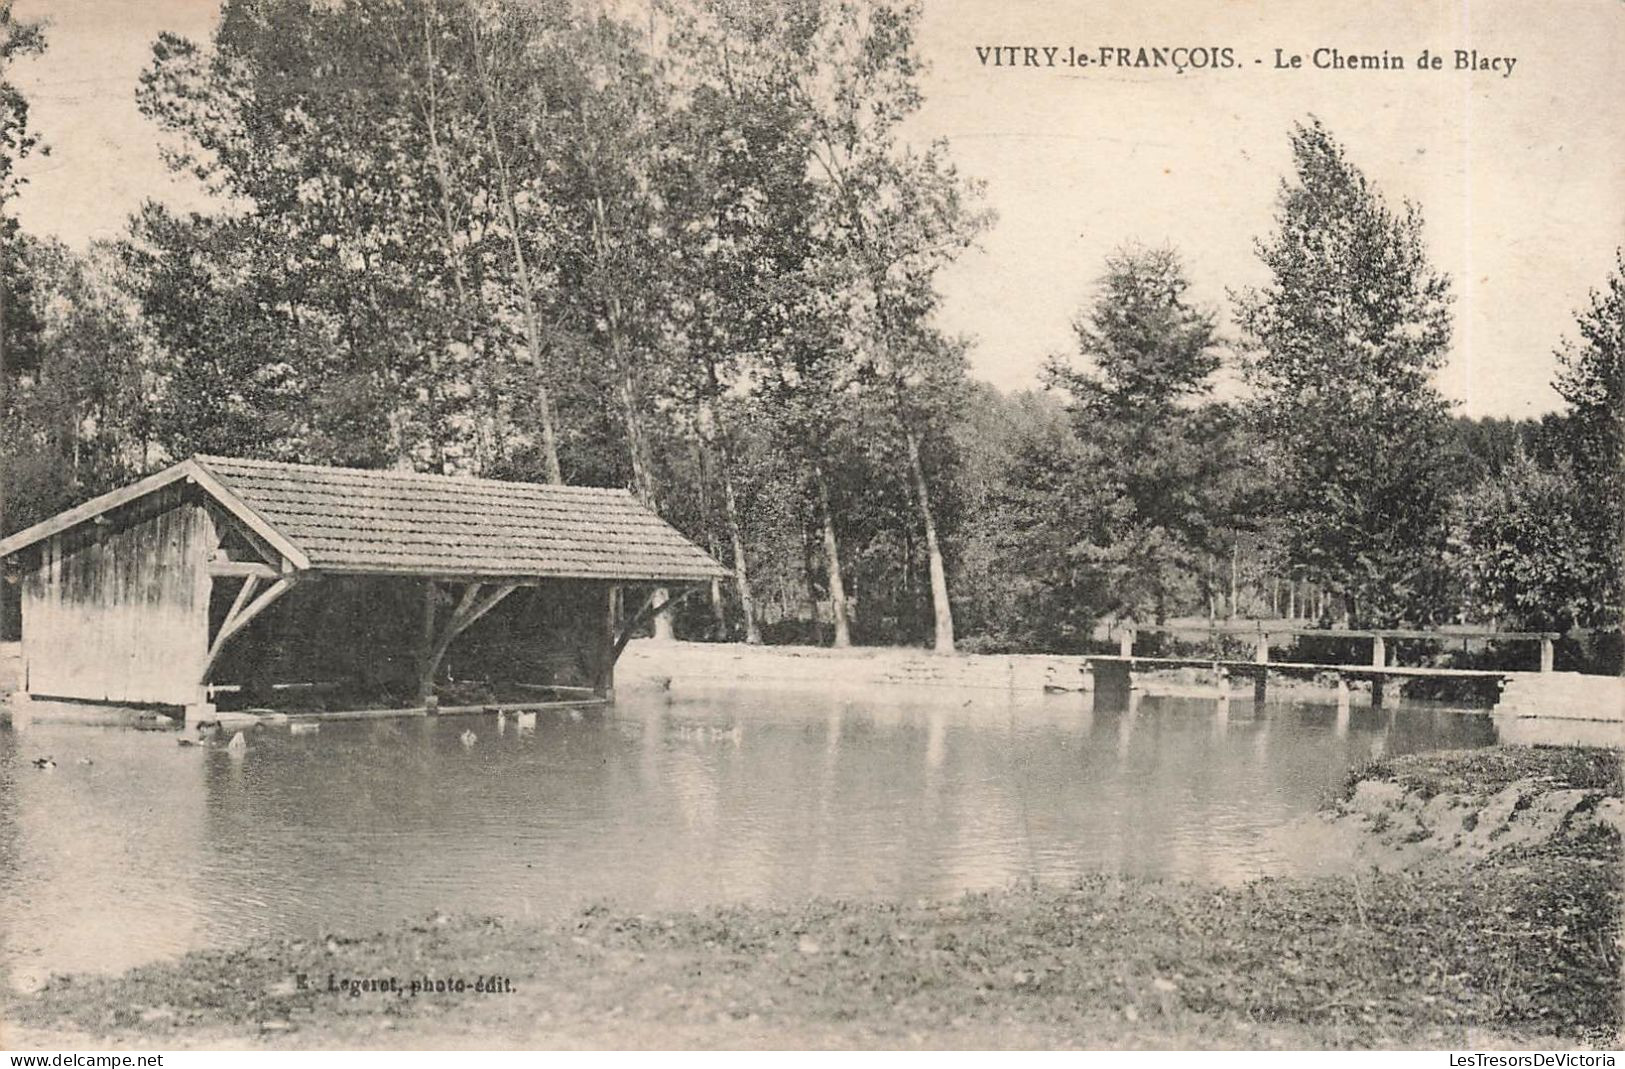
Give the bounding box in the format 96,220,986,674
0,684,1497,990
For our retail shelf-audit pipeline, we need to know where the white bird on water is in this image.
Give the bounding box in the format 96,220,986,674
460,729,477,748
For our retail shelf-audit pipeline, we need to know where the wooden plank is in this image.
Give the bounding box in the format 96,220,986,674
418,582,521,700
458,583,520,634
209,560,278,579
1127,622,1561,642
307,564,719,582
0,462,194,559
1081,654,1513,680
282,697,608,723
443,582,484,637
218,575,263,648
606,584,702,669
187,461,312,570
0,459,313,578
199,576,296,682
20,495,215,707
201,499,286,570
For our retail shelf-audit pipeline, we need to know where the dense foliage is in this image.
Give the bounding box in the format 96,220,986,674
0,2,1618,655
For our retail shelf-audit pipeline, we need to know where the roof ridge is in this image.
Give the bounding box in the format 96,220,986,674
193,455,636,497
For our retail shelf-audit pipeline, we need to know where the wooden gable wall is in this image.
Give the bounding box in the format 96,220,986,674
19,483,216,707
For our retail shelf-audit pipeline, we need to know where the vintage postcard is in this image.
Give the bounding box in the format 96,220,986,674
0,0,1620,1055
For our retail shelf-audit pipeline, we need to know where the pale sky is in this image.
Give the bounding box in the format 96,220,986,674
11,0,1624,417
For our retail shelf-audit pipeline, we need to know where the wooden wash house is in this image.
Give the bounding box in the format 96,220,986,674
0,456,726,722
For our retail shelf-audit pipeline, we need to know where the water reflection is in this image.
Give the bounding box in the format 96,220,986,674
1,685,1499,987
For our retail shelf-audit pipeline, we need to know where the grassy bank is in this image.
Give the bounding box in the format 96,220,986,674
3,750,1619,1050
1347,745,1623,802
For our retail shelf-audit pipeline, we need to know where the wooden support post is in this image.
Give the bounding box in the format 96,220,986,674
1253,671,1267,704
417,581,519,703
1255,630,1270,665
597,584,622,697
1371,634,1387,668
185,687,216,726
417,580,437,703
1119,627,1134,658
1539,637,1555,673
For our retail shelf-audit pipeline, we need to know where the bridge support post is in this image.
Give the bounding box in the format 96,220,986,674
1119,628,1135,658
1253,671,1267,704
1255,631,1270,665
1371,676,1386,708
1540,637,1554,673
1371,635,1387,667
1090,659,1131,710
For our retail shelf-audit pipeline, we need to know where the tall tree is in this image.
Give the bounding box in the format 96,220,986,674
1550,248,1625,628
1235,118,1455,626
455,0,569,482
1045,245,1235,624
0,0,45,640
1449,450,1600,632
790,0,990,652
651,12,819,644
137,0,544,471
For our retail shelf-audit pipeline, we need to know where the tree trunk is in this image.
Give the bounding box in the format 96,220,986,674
710,577,725,635
651,587,674,641
813,460,851,648
0,230,8,643
715,428,761,645
412,19,467,474
902,426,954,654
1228,543,1239,620
800,524,819,626
469,27,563,485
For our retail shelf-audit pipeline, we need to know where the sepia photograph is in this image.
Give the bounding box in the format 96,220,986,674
0,0,1620,1054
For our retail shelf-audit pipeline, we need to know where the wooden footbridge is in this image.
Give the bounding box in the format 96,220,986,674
1083,622,1567,709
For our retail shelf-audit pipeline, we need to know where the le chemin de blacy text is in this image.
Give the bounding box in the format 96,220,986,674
974,45,1518,77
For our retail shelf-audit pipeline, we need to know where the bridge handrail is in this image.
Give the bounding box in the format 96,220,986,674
1110,622,1560,672
1113,623,1560,641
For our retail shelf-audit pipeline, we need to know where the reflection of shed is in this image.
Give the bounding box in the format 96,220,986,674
0,456,725,721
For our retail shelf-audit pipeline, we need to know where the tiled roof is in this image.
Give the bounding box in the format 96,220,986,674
195,455,726,581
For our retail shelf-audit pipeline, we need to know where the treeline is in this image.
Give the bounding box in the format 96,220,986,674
0,0,1619,655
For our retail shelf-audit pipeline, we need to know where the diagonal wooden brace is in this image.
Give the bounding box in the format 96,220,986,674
200,575,296,684
418,581,520,702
